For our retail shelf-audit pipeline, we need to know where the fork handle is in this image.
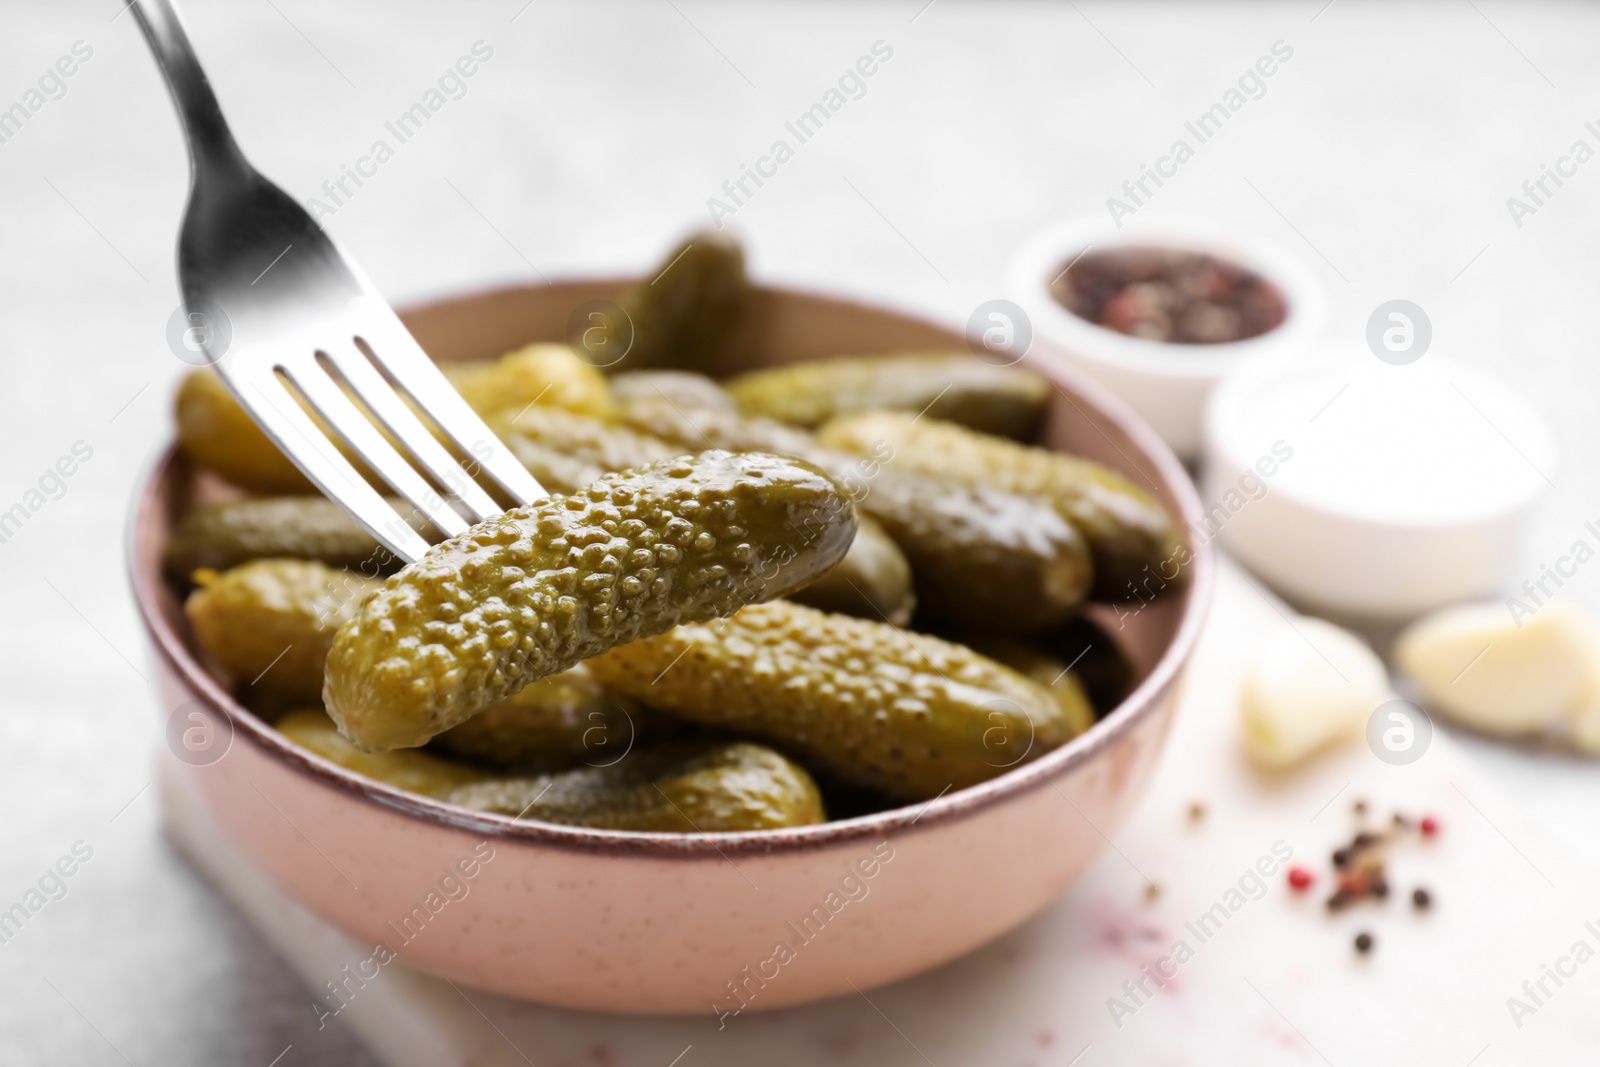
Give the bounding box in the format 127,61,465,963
131,0,249,179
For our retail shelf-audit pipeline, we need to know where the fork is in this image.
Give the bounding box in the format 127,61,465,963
133,0,545,562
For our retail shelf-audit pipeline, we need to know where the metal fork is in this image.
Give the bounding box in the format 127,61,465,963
133,0,545,562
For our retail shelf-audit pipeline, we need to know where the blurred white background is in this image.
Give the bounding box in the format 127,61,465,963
3,1,1599,1061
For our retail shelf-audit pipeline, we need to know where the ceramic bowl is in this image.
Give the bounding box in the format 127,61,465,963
129,280,1212,1015
1007,212,1325,458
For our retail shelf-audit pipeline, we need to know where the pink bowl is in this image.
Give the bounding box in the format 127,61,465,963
130,280,1211,1015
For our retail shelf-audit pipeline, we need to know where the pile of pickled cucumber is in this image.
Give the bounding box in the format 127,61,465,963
166,231,1181,833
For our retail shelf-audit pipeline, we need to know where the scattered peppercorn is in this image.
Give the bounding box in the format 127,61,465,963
1353,799,1368,816
1371,877,1389,900
1354,932,1374,954
1332,847,1352,869
1288,866,1314,891
1412,888,1432,911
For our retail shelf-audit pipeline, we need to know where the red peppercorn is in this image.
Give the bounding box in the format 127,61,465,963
1287,866,1314,891
1420,816,1439,837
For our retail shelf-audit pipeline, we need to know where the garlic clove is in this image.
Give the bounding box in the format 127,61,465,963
1394,601,1596,736
1240,617,1390,768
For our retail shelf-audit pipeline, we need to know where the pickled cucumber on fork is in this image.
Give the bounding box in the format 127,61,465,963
185,559,380,704
447,740,826,831
323,451,858,752
495,405,917,624
817,411,1179,601
588,600,1076,800
726,352,1050,439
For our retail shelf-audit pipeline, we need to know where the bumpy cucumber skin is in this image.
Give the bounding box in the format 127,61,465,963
175,369,315,494
185,559,381,704
589,600,1075,800
610,230,749,375
608,370,736,413
614,396,1091,630
789,513,916,626
447,741,826,831
163,497,416,581
817,411,1179,601
430,663,659,772
727,352,1049,439
442,342,615,420
324,451,857,752
278,709,491,798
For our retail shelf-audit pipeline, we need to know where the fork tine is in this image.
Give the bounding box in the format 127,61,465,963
352,303,548,505
320,342,503,522
280,359,472,541
220,364,434,563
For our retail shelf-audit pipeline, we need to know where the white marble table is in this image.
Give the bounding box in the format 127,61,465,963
3,1,1598,1062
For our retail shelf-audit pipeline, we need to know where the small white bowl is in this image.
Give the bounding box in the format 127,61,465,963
1202,344,1558,618
1008,213,1325,457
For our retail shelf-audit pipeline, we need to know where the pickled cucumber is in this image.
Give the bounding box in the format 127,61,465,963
968,639,1097,739
606,230,749,375
497,409,927,635
727,352,1050,439
278,709,491,797
616,394,818,458
491,406,680,484
1041,617,1134,717
789,514,915,626
186,559,381,704
430,663,662,772
817,411,1179,601
323,451,858,752
588,600,1075,800
280,712,818,830
608,370,736,413
175,369,315,494
442,342,615,420
162,496,428,581
861,469,1091,632
447,741,825,831
615,396,1092,630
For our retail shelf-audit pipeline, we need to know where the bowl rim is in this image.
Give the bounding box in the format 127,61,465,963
129,278,1214,859
1006,211,1327,379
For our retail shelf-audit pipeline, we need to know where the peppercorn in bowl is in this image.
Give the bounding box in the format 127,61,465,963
1008,212,1324,457
130,234,1211,1013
